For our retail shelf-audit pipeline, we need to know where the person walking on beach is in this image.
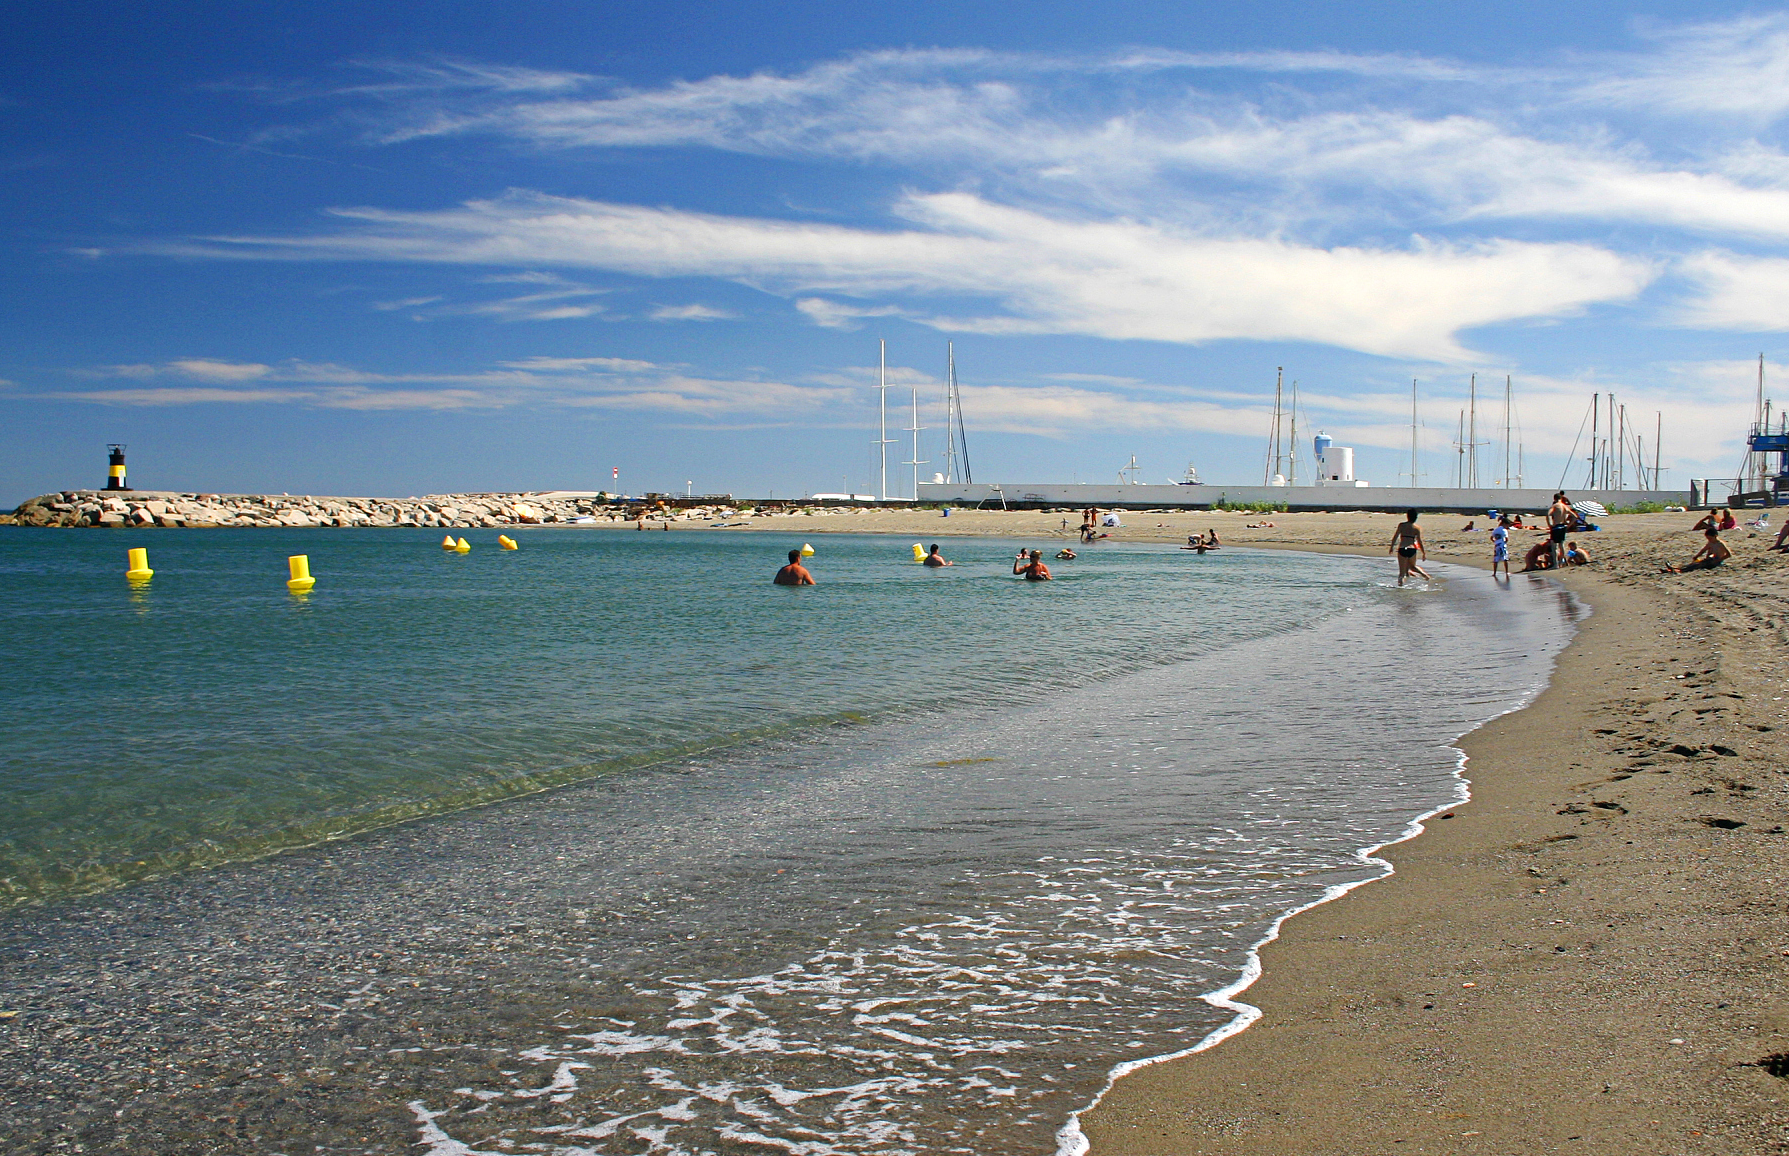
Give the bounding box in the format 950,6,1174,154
1013,549,1053,581
1490,516,1512,577
1389,509,1430,586
774,548,815,585
1547,492,1573,569
922,543,953,567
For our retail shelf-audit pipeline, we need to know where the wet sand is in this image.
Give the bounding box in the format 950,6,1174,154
779,507,1789,1152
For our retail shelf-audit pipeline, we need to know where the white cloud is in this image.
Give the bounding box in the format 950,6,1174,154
1673,252,1789,330
40,354,849,416
499,356,660,372
649,303,735,321
87,359,274,382
1573,15,1789,120
176,191,1651,361
794,298,908,330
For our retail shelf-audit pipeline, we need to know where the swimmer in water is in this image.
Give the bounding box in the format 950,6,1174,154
773,548,815,586
1012,548,1053,580
922,543,952,567
1055,547,1076,560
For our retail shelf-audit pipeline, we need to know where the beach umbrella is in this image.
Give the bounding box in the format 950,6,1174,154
1574,500,1609,518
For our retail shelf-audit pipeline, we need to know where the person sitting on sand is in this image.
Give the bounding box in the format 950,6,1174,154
1055,547,1077,560
1520,541,1552,572
1564,540,1591,566
1389,509,1431,586
1461,520,1477,532
1013,549,1053,581
922,543,953,568
1772,518,1789,552
1511,514,1525,528
1664,528,1731,573
773,548,815,585
1205,528,1222,548
1693,509,1737,532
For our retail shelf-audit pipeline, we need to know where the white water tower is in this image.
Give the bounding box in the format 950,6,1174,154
1315,432,1365,486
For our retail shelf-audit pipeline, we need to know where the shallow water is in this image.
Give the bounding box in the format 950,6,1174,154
1,527,1370,907
0,527,1578,1153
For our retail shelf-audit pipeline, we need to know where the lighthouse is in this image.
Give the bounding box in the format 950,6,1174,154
105,444,130,491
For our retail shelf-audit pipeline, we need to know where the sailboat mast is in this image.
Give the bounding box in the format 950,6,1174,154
906,376,925,500
1265,367,1284,484
1503,375,1512,489
952,346,973,485
941,345,955,485
1467,373,1478,488
1409,378,1420,487
878,339,889,502
944,343,958,484
1455,409,1464,488
1654,410,1663,490
1288,380,1299,487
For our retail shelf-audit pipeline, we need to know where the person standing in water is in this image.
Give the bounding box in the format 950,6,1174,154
1490,515,1512,577
922,543,953,567
773,548,815,585
1389,509,1430,586
1012,549,1053,580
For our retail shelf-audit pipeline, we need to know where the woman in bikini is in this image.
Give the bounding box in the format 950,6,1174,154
1389,509,1431,586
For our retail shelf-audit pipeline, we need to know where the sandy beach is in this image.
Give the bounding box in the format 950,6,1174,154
745,506,1789,1152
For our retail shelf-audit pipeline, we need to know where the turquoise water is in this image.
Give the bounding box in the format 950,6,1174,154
0,526,1581,1154
0,527,1372,908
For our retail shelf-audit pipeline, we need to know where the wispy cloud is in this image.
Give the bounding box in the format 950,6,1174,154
649,303,735,321
166,191,1652,361
41,355,849,415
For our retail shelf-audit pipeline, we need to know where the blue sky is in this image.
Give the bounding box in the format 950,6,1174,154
6,1,1789,503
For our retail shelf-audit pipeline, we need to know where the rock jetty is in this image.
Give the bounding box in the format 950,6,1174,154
1,491,791,529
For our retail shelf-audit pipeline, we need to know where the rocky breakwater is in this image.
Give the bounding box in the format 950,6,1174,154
1,491,708,529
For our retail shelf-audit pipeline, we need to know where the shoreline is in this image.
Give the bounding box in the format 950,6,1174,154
1073,539,1789,1151
5,511,1782,1150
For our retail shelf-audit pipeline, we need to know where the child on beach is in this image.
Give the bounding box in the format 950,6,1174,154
1664,529,1730,573
1490,516,1511,576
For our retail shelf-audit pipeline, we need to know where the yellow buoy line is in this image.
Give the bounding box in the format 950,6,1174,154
123,532,530,590
117,534,850,593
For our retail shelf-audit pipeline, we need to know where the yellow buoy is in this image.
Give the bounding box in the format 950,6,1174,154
911,542,926,561
454,537,471,554
441,535,457,550
286,554,316,592
499,535,518,550
799,542,815,557
125,547,153,581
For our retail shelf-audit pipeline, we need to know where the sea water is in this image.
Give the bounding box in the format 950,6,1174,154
0,526,1578,1153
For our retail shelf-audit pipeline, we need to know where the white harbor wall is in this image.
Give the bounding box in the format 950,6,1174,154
915,483,1693,513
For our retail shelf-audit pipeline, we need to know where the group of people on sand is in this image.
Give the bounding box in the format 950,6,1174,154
1388,491,1744,585
1391,496,1594,586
